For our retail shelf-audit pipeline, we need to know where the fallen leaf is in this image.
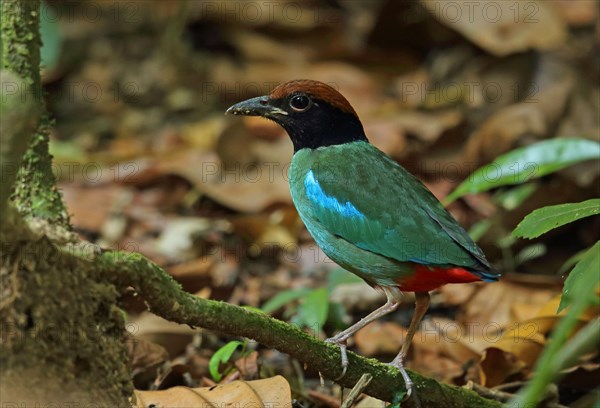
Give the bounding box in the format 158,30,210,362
168,257,215,280
460,275,562,336
128,338,169,373
548,0,599,26
355,321,407,356
477,293,599,386
462,59,574,166
135,148,292,213
420,0,567,57
479,347,526,387
131,312,200,357
234,351,259,379
61,183,122,232
135,376,292,407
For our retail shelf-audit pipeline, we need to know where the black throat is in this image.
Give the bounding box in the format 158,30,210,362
276,101,369,152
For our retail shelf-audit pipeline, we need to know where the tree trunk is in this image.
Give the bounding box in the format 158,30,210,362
0,1,131,404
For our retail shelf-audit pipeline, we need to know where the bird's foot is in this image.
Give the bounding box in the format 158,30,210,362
387,354,419,406
324,336,349,380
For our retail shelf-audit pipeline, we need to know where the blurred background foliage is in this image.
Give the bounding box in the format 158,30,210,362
35,0,598,406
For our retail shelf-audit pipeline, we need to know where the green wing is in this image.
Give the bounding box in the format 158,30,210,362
294,142,494,276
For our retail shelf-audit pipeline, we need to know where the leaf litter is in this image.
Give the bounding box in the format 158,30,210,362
46,1,600,405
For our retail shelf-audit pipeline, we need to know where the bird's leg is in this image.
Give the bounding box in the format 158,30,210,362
326,287,401,378
388,291,431,400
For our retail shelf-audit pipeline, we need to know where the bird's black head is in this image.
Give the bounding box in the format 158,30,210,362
226,80,369,152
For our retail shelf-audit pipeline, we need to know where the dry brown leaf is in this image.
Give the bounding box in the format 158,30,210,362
330,282,386,312
305,62,381,117
411,329,466,382
128,338,169,373
307,389,341,408
460,276,562,335
363,119,406,158
437,284,477,306
232,208,299,245
463,59,574,165
391,110,463,144
477,293,600,387
135,147,292,213
479,347,526,387
131,312,200,357
135,376,292,407
355,321,407,356
61,184,122,232
414,317,487,376
234,351,259,379
548,0,599,26
420,0,567,57
168,258,215,280
181,116,228,150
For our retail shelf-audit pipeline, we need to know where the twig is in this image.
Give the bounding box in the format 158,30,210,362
465,381,514,403
341,373,372,408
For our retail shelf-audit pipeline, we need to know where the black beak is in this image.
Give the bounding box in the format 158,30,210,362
225,96,288,117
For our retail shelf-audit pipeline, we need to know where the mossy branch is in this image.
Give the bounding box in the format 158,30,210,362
101,250,502,407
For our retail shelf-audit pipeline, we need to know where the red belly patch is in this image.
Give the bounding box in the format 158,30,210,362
397,265,482,292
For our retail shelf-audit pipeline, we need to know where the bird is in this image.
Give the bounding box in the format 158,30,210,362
226,79,500,398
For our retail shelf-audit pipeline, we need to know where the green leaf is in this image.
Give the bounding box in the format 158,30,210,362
327,302,350,331
495,183,538,211
513,199,600,239
510,241,600,407
261,288,311,314
445,138,600,204
558,241,600,313
468,219,492,242
209,340,244,382
558,248,588,275
292,287,329,332
514,243,547,266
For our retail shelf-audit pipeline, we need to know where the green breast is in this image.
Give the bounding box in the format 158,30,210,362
289,147,413,287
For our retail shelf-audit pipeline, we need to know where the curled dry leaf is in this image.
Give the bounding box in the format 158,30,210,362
137,147,292,213
420,0,567,57
134,376,292,407
131,312,201,357
478,294,599,387
462,58,574,165
128,338,169,373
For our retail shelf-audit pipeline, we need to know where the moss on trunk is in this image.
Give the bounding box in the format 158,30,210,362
0,1,131,404
0,212,132,404
1,0,70,226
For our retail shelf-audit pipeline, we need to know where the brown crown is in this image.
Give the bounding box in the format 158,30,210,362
269,80,358,118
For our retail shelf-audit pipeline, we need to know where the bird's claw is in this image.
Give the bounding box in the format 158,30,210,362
325,337,348,380
387,355,417,405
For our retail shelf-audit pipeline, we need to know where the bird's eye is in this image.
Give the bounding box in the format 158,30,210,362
289,94,312,112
